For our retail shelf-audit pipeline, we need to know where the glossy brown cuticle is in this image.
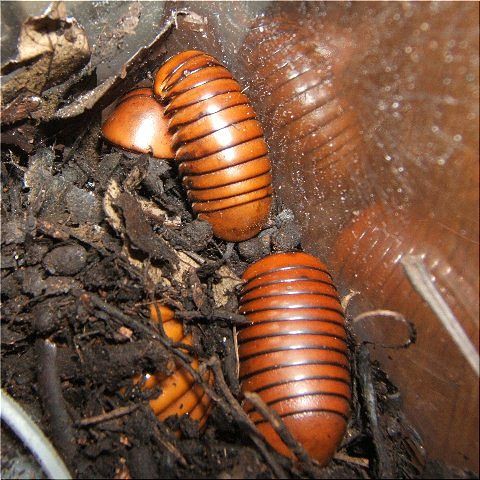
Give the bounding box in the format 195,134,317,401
243,14,367,250
238,252,350,465
246,15,362,178
101,88,175,159
134,304,213,430
154,50,272,242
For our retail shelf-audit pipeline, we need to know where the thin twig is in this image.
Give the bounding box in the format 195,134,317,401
402,254,479,375
167,349,287,477
341,290,360,312
75,290,287,477
36,339,76,466
233,325,240,380
151,419,188,467
151,300,168,339
357,344,394,478
175,309,250,326
205,357,289,479
77,404,140,427
334,451,369,468
180,249,206,265
243,391,319,476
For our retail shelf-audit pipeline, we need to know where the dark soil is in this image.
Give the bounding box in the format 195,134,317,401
1,5,476,480
2,127,471,480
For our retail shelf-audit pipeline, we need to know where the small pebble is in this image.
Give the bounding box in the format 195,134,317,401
180,219,213,252
272,223,301,252
1,220,26,245
32,299,60,334
66,188,104,224
22,265,45,296
44,276,82,295
43,244,87,276
26,242,50,266
275,208,295,227
142,158,170,194
238,236,271,262
2,273,20,299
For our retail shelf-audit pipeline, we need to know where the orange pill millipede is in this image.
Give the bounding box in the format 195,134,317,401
238,252,350,465
153,50,273,242
134,304,213,431
101,88,174,159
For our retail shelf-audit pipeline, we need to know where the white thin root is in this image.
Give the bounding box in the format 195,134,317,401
0,389,72,480
352,309,416,349
341,290,360,312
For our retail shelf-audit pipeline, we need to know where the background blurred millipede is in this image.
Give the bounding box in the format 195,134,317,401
243,10,370,240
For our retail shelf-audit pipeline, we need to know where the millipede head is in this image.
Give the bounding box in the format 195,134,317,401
101,88,175,159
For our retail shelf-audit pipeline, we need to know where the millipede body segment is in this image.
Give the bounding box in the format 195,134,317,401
134,304,212,430
245,15,362,178
153,50,273,242
238,252,350,465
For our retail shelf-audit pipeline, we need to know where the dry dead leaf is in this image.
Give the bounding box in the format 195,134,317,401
104,179,201,288
53,10,188,120
212,265,242,308
104,179,124,233
189,270,207,310
1,1,90,105
173,251,200,285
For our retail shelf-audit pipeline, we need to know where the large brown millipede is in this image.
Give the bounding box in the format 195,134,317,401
238,252,351,465
153,50,273,242
102,51,272,242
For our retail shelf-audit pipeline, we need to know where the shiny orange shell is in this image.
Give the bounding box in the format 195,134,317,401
238,252,350,465
134,304,212,430
101,88,175,159
154,50,272,242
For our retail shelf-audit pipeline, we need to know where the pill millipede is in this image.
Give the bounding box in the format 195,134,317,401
238,252,351,465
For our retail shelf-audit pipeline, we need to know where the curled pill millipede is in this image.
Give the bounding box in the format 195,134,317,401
152,50,273,242
238,252,351,465
134,304,213,431
102,50,272,242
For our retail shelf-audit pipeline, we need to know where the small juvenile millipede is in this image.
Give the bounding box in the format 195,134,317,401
153,50,273,242
134,304,213,430
238,252,350,465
